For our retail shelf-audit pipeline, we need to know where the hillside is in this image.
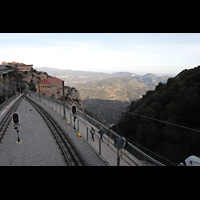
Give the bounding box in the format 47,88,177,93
74,73,168,101
112,66,200,164
75,74,169,125
76,77,155,101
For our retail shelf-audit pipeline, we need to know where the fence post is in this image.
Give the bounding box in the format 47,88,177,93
99,136,101,155
143,155,145,166
117,149,120,166
108,129,112,146
70,113,72,125
62,81,66,119
87,127,88,141
77,118,79,131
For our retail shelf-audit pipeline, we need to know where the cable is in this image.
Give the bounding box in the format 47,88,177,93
127,112,200,133
125,135,177,165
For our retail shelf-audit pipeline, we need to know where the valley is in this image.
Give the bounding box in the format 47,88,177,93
82,99,130,125
36,67,170,125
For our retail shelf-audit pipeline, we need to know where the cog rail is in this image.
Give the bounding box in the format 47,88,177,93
25,96,86,166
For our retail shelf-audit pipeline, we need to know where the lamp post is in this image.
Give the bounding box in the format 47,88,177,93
38,80,41,101
62,81,66,119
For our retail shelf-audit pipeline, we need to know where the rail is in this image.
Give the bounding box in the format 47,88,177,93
33,92,166,166
25,96,86,166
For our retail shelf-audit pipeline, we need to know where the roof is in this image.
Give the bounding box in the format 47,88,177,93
0,65,14,72
40,77,63,84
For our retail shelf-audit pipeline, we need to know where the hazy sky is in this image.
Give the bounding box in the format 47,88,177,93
0,33,200,74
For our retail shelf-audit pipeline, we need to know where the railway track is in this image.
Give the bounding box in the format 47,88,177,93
0,95,23,142
25,96,86,166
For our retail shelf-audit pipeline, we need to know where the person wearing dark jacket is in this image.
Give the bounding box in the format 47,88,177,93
90,127,95,141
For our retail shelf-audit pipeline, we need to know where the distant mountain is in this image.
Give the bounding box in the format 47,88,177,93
112,65,200,164
35,67,111,85
36,67,136,78
133,73,168,85
111,72,138,77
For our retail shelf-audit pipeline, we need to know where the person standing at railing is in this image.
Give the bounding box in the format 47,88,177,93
90,127,95,141
98,127,104,142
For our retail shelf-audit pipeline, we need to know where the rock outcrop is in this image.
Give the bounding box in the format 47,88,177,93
64,86,84,111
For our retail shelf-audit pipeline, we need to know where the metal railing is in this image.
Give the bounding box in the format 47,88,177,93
32,92,165,166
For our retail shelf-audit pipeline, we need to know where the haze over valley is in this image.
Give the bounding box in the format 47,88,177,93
36,67,170,125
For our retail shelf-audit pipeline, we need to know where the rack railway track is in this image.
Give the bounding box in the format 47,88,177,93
25,96,86,166
0,95,23,142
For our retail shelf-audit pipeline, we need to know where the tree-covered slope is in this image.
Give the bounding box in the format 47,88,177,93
112,66,200,164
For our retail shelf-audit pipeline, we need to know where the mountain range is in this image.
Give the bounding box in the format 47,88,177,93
35,67,170,125
35,67,170,87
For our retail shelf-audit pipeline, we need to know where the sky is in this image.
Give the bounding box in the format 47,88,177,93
0,33,200,75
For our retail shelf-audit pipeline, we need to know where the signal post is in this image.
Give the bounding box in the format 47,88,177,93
12,112,22,144
72,105,77,129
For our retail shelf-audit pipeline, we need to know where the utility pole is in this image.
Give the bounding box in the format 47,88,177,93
38,80,41,101
62,81,66,119
15,82,17,96
19,82,21,94
5,85,8,103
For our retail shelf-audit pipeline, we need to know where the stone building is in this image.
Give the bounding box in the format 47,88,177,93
36,77,63,99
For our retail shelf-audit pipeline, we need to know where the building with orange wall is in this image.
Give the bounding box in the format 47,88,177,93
36,77,63,99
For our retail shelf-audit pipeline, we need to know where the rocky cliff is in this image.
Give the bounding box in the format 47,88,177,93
62,86,84,111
